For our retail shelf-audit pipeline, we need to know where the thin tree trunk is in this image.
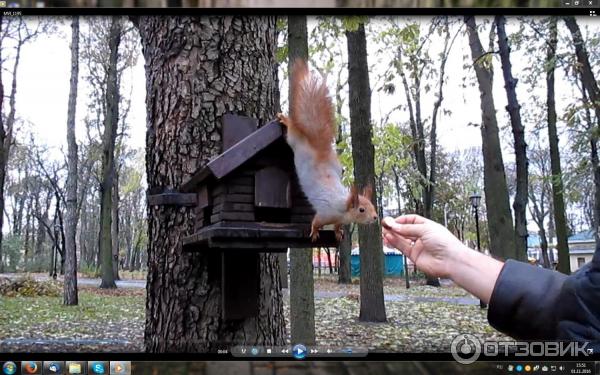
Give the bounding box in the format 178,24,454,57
1,18,24,269
0,15,7,272
35,192,51,259
496,15,528,262
111,167,120,280
564,16,600,256
346,22,386,322
396,40,441,287
317,249,321,276
546,17,570,274
539,227,550,268
325,248,333,274
338,223,352,284
99,16,120,289
136,15,285,352
465,16,516,260
423,21,452,287
64,15,80,305
23,197,31,265
392,168,402,216
287,14,316,345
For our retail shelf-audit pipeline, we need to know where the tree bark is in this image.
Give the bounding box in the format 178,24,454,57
287,14,316,345
338,223,352,284
346,22,386,322
111,167,120,280
64,15,80,305
465,16,516,260
136,15,285,352
99,16,121,289
546,17,570,274
564,16,600,254
496,15,528,262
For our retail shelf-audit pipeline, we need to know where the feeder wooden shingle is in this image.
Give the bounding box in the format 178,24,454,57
177,114,338,250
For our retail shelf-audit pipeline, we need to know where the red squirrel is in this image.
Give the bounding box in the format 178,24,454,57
277,59,378,242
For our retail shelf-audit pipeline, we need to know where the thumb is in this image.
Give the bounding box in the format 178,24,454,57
388,222,425,239
383,232,413,258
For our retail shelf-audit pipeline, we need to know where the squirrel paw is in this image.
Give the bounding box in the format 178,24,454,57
335,228,344,242
310,229,320,242
276,113,290,127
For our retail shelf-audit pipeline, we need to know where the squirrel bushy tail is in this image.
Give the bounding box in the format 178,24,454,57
289,59,336,155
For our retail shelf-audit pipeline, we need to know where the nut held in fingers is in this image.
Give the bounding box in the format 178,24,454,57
382,217,395,230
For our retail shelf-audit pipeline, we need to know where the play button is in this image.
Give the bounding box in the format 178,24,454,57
292,344,307,359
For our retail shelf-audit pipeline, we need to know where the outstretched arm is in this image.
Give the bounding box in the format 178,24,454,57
382,215,503,304
382,215,600,342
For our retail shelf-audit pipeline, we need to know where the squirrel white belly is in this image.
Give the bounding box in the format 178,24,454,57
276,59,378,241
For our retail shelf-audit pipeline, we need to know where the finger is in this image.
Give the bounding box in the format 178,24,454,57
384,232,414,257
393,214,426,225
382,227,418,242
382,235,392,248
387,221,426,239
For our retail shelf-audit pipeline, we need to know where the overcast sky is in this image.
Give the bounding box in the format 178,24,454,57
14,16,597,157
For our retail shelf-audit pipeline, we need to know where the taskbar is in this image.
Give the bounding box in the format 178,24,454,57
0,360,598,375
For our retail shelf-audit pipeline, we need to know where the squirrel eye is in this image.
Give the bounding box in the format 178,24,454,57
359,207,365,213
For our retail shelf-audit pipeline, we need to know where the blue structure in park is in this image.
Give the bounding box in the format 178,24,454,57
351,247,404,277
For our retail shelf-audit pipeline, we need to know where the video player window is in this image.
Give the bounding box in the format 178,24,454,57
0,1,598,372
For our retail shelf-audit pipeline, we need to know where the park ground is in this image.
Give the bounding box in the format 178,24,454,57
0,273,510,353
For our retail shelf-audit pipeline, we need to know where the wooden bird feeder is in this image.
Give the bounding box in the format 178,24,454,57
148,114,339,320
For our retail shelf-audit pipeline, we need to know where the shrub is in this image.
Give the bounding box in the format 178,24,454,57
0,276,61,297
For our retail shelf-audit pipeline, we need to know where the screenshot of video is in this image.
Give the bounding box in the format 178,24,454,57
0,0,598,374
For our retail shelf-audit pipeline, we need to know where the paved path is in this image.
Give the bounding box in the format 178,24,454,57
0,273,479,305
309,290,480,305
0,273,146,289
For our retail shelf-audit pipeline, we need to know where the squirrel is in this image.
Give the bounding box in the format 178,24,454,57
277,59,378,242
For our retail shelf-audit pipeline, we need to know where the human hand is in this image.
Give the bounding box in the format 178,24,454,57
381,214,466,279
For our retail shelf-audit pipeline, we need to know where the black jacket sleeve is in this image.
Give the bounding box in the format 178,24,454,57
487,259,567,340
487,249,600,348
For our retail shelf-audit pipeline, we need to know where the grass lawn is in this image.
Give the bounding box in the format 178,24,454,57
0,277,508,352
0,285,145,352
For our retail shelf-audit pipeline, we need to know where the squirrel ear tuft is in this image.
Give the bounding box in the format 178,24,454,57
348,184,359,208
362,184,373,200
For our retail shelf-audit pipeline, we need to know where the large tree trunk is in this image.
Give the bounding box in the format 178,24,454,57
99,16,121,289
287,14,316,345
64,15,80,305
564,16,600,257
546,17,570,274
136,15,285,352
465,16,516,260
496,15,528,262
346,22,386,323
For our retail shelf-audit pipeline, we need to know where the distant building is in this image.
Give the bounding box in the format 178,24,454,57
526,232,557,265
351,246,406,277
568,230,595,272
526,230,596,271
